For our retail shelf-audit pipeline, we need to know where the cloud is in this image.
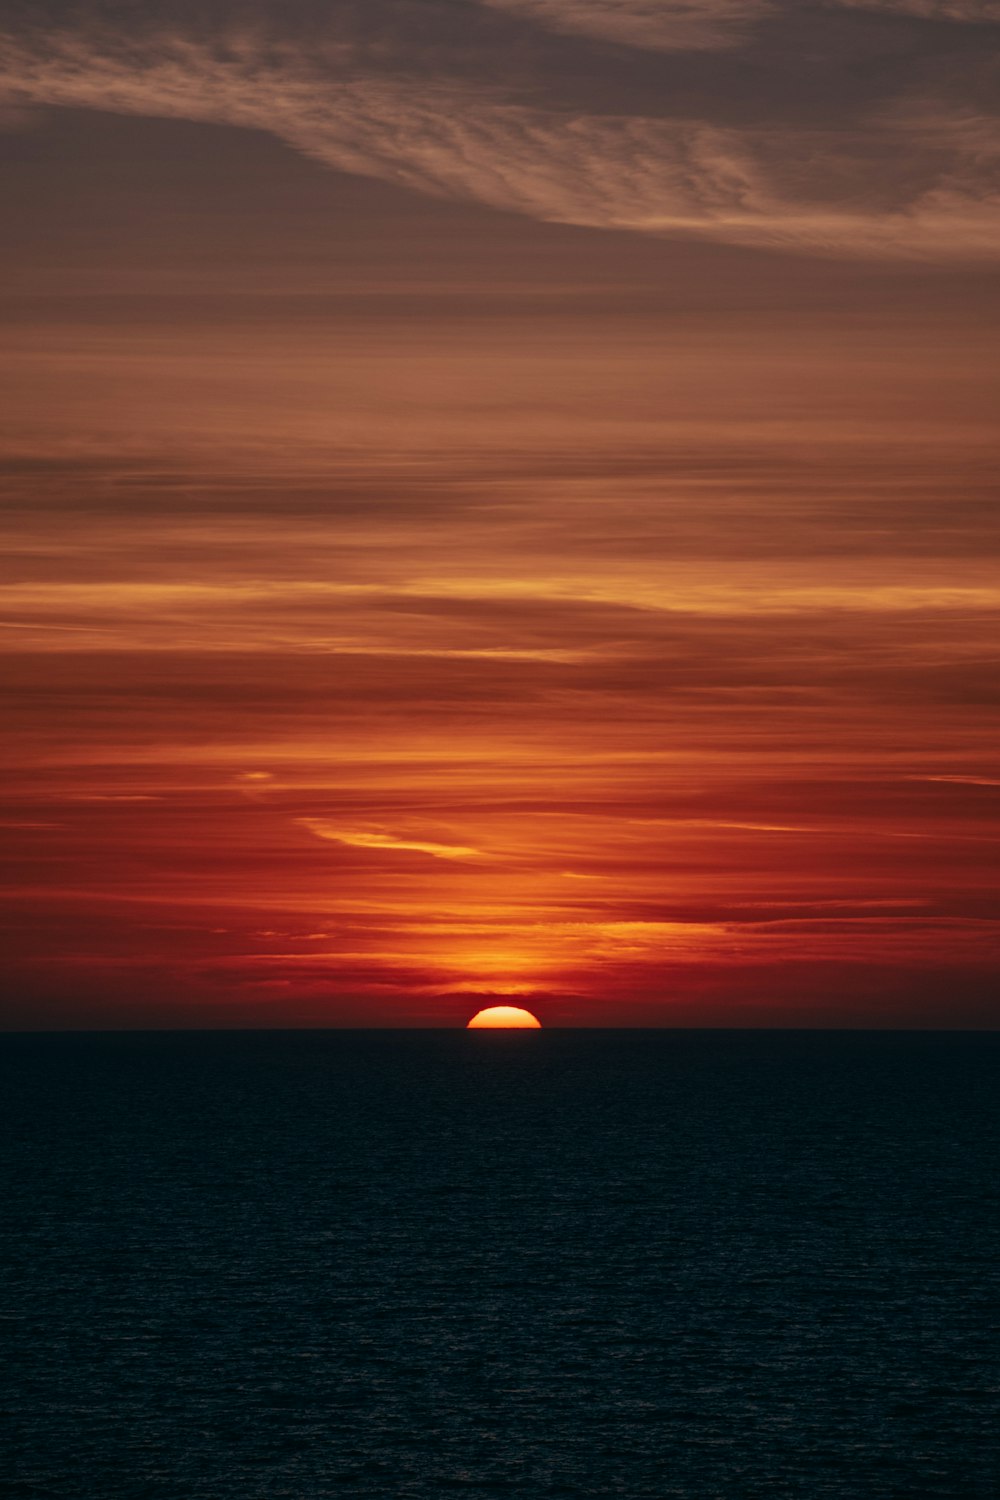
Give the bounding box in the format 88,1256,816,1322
298,819,480,859
479,0,773,52
484,0,1000,47
839,0,1000,17
0,24,998,260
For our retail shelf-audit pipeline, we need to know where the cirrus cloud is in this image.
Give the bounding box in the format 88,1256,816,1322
479,0,774,51
0,16,998,262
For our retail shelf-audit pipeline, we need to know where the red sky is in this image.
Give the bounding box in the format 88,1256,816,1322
1,1,998,1027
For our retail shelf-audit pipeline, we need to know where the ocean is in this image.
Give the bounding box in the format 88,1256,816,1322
2,1030,998,1498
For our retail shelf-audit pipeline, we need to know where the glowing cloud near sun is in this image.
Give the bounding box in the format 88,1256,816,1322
467,1006,542,1029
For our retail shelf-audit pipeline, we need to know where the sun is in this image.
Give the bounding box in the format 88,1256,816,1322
467,1005,542,1029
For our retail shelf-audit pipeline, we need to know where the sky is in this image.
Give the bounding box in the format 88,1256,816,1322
1,0,998,1028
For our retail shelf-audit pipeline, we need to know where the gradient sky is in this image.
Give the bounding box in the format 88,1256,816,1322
1,0,998,1027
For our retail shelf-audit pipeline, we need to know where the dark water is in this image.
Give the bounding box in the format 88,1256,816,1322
1,1031,998,1499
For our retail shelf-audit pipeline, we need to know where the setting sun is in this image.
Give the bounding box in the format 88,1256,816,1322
466,1006,542,1029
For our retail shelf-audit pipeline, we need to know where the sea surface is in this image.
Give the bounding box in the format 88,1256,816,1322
1,1030,998,1499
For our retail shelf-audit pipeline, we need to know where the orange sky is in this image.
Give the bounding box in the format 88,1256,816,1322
1,2,999,1026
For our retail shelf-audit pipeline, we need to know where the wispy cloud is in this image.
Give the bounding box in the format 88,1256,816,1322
480,0,773,52
485,0,1000,46
1,25,998,260
298,819,480,859
839,0,1000,17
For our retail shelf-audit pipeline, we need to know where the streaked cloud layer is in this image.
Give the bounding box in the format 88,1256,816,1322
0,0,998,1026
